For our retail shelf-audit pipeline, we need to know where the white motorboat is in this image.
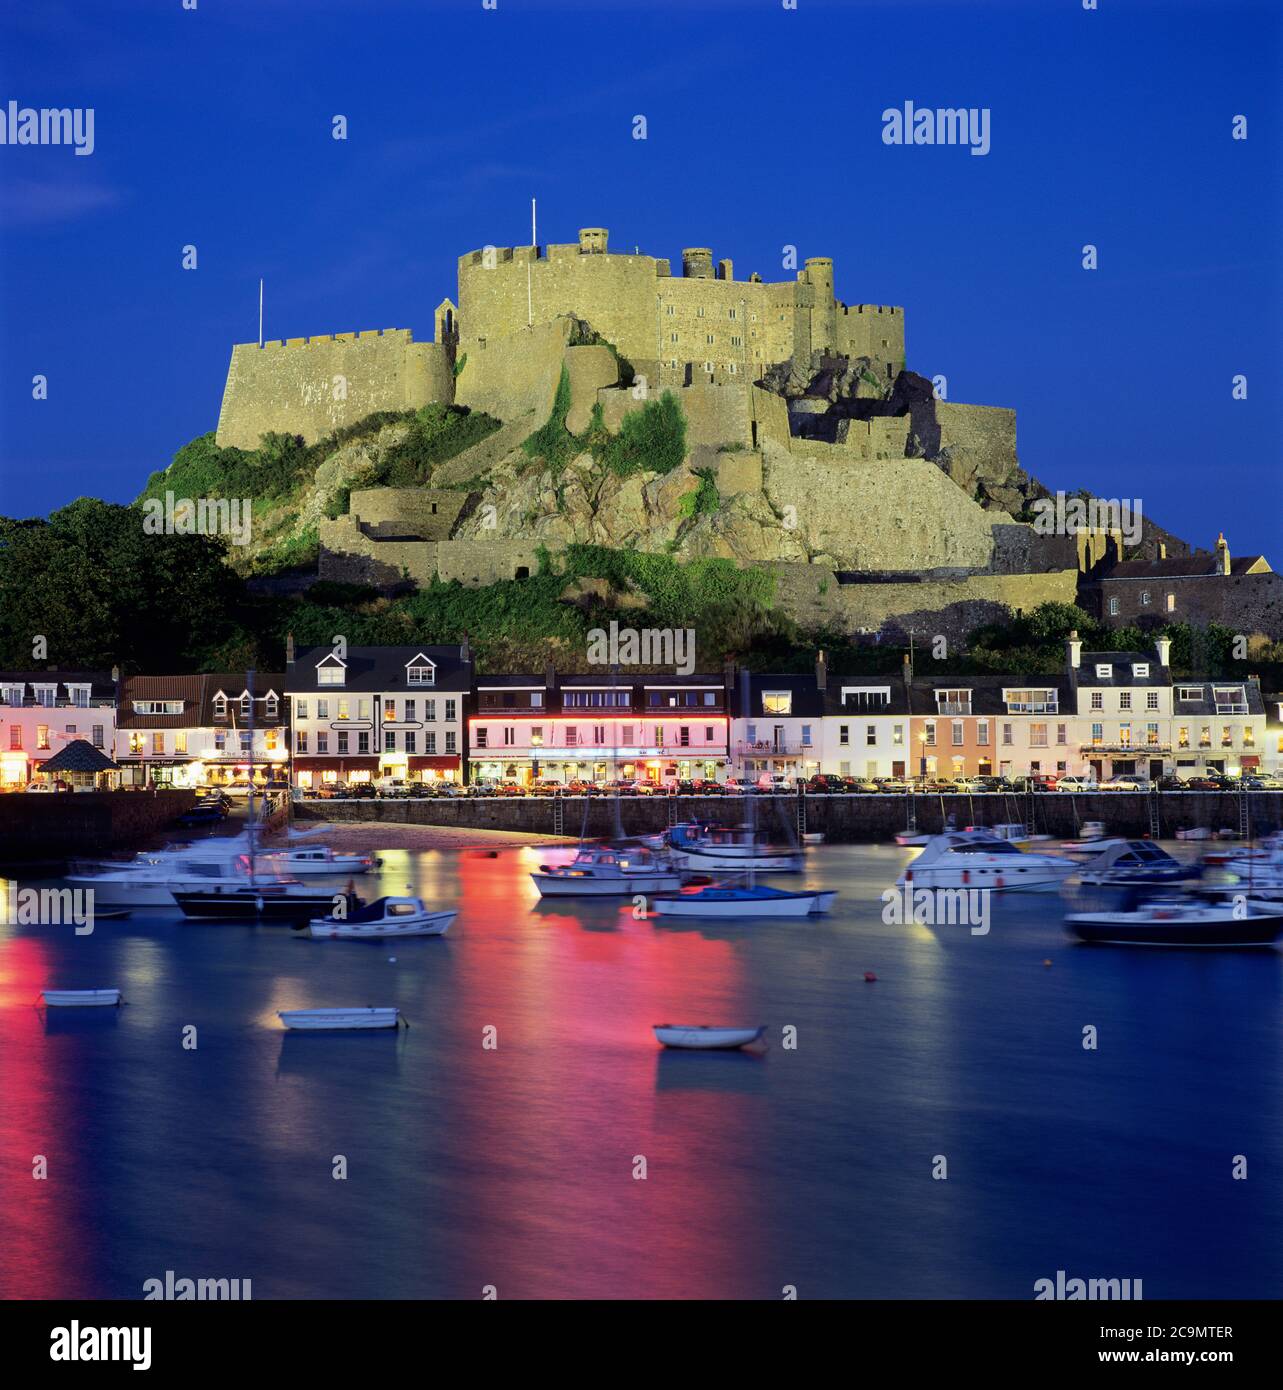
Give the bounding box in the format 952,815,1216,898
278,1007,402,1030
1065,895,1283,947
664,822,804,873
966,822,1053,846
653,881,836,919
653,1024,766,1049
67,834,259,907
531,845,687,897
259,845,374,876
40,988,121,1007
897,831,1076,893
306,896,454,938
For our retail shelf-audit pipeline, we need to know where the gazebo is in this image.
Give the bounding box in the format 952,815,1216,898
36,739,120,791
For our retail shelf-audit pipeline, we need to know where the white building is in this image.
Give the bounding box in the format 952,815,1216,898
0,670,117,788
821,679,912,778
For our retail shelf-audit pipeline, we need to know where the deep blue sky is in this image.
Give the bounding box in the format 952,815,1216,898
1,0,1279,556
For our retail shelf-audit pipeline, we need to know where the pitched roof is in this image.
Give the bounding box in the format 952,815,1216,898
1073,654,1171,688
1103,555,1268,580
288,646,471,693
117,674,285,728
40,739,118,772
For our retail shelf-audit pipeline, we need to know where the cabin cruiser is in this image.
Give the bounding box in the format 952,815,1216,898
653,880,836,919
1070,839,1192,888
306,896,454,938
259,844,374,876
531,845,687,897
660,822,805,873
897,831,1075,893
1065,895,1283,947
67,835,259,907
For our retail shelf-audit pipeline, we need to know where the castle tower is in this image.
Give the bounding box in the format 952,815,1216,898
578,227,609,254
804,257,837,355
682,247,715,279
434,298,458,346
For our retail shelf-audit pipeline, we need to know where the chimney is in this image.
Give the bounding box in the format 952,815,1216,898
460,631,471,666
111,664,119,683
902,651,913,684
1155,636,1172,669
544,661,556,690
1215,531,1231,575
815,649,828,691
286,631,295,668
1066,629,1082,672
723,659,737,693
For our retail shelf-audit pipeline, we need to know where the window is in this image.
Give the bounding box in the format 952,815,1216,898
1091,691,1103,710
1002,723,1013,746
405,733,416,754
92,725,103,749
839,725,849,746
1221,725,1233,748
175,732,187,754
265,695,278,719
893,725,904,746
297,731,308,753
358,700,370,720
317,699,329,720
357,732,370,754
1005,689,1057,714
1177,726,1189,749
1119,692,1131,711
1147,723,1160,746
566,727,578,747
1133,663,1149,678
951,720,964,746
1166,593,1176,612
935,689,972,715
34,687,55,707
8,726,21,750
1140,591,1151,606
1213,687,1248,714
318,665,344,687
406,662,435,686
68,686,90,707
1095,665,1113,679
924,721,936,747
337,732,349,754
213,695,226,718
37,725,49,750
64,724,76,736
1177,686,1200,701
679,727,691,748
128,732,142,755
1056,723,1067,745
133,700,183,716
405,700,416,721
214,730,226,752
475,728,488,749
384,731,396,752
566,690,629,708
384,700,396,722
1146,691,1159,710
1030,724,1048,748
1118,725,1131,747
1244,727,1255,748
704,726,714,742
317,732,328,754
152,732,164,755
866,724,876,747
337,699,349,720
977,720,989,746
1108,598,1120,616
1199,726,1211,748
532,726,545,746
762,692,792,715
801,725,812,747
445,732,456,754
445,699,456,722
295,699,308,720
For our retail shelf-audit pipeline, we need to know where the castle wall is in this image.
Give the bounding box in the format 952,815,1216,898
433,540,544,587
215,330,452,450
768,563,1080,645
1097,571,1283,639
836,304,905,380
317,516,434,588
454,317,571,427
348,487,470,541
564,345,620,433
762,448,1001,571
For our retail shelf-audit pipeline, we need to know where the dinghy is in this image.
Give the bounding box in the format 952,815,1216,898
306,896,454,938
40,988,121,1007
653,881,836,919
653,1024,766,1049
277,1007,402,1030
531,844,687,897
1065,896,1283,947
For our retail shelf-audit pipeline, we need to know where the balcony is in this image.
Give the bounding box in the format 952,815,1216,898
935,702,972,716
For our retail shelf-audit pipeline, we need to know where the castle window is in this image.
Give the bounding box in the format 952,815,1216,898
1108,597,1120,615
728,308,736,319
706,334,714,345
697,308,705,318
515,566,530,580
478,338,486,350
1166,593,1176,612
1140,590,1151,606
670,333,678,343
728,363,737,374
666,305,674,315
730,336,742,347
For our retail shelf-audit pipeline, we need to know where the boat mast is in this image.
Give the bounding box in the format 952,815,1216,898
611,660,623,842
247,667,256,887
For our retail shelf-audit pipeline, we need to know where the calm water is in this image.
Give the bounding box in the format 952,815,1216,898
2,842,1281,1301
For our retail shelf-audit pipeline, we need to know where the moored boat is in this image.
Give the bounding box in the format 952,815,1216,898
898,831,1075,893
173,884,360,921
278,1007,402,1030
1064,896,1283,947
40,988,122,1007
663,822,804,873
530,844,687,897
306,896,454,938
653,881,836,918
259,845,375,876
653,1024,766,1049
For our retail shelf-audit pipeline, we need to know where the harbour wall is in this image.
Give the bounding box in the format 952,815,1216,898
294,793,1283,844
0,791,198,871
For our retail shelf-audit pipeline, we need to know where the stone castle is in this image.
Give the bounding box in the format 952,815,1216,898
213,223,1277,643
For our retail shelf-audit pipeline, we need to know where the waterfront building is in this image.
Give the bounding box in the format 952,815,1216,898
0,670,117,789
1264,693,1283,777
286,643,471,789
819,662,912,779
1064,633,1175,781
115,673,287,789
468,671,731,786
730,672,824,784
1166,677,1266,779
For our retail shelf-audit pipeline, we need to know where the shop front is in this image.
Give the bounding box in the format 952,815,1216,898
292,756,380,789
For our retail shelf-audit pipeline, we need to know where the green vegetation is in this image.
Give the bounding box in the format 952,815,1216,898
453,352,467,377
596,391,686,478
678,468,720,520
521,365,577,473
360,403,500,488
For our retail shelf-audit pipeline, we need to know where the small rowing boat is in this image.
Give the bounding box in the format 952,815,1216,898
40,989,121,1008
653,1024,766,1049
277,1007,402,1030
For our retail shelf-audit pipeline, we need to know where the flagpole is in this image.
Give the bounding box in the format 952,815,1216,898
527,198,535,327
258,278,264,347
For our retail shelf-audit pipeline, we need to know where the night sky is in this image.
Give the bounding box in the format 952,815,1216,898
1,0,1278,556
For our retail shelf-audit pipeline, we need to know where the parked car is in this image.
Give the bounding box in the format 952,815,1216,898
1241,773,1283,790
843,776,880,793
495,782,528,797
975,775,1017,793
630,780,662,796
755,774,793,793
875,777,911,794
346,782,377,799
1055,776,1097,793
1010,774,1058,793
722,778,752,794
1100,776,1147,792
1155,774,1188,791
527,779,562,796
432,782,467,797
175,804,225,827
1185,775,1232,791
693,778,726,795
376,779,412,799
25,780,70,793
315,781,349,799
806,774,843,794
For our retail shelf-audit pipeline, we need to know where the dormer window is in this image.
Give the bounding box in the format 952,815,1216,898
213,695,227,718
1177,686,1200,701
66,684,90,708
265,694,278,718
1133,663,1149,678
406,655,437,687
934,688,972,715
316,653,346,687
1095,664,1112,679
33,685,56,707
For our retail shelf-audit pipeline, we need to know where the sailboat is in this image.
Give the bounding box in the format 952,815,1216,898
652,671,836,919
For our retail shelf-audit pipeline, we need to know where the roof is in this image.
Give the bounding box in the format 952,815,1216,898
117,674,285,728
823,679,912,717
1073,654,1171,688
732,673,826,719
906,675,1073,717
1103,555,1269,580
0,670,115,699
40,739,119,772
289,646,471,693
1169,679,1266,717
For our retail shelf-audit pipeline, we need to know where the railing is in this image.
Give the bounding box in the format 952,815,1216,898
734,741,812,757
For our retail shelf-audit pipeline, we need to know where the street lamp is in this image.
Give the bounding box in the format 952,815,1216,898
918,731,927,785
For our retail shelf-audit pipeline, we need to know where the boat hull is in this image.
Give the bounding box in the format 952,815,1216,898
654,1025,765,1049
672,847,805,873
278,1008,400,1030
174,889,355,921
1064,914,1283,947
308,912,454,938
531,871,686,897
901,868,1071,893
655,889,835,918
41,989,121,1007
65,877,181,907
